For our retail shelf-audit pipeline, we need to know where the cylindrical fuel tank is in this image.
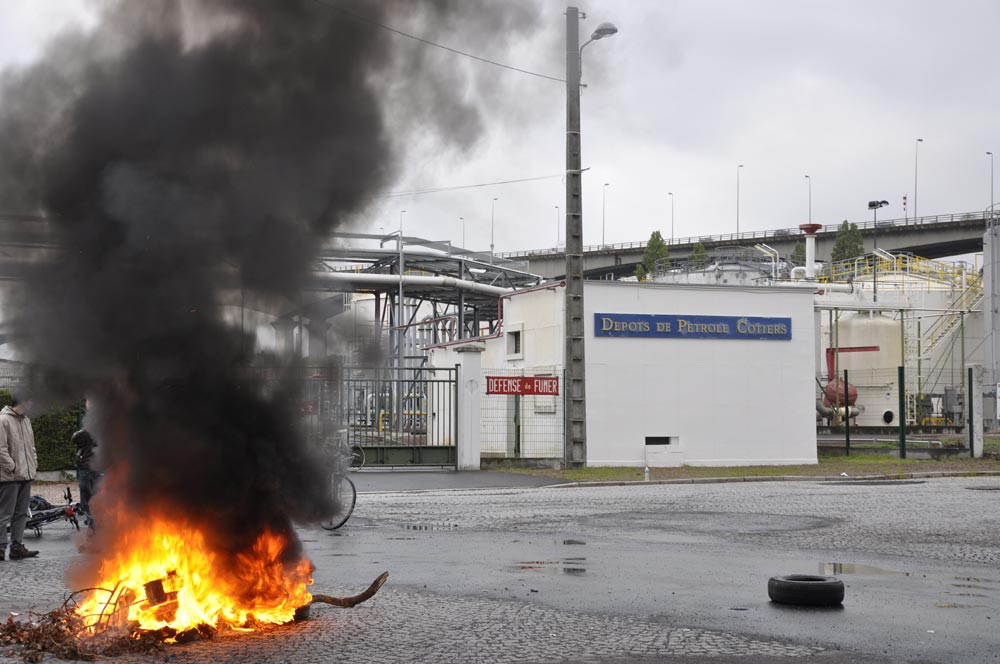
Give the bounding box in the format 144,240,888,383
834,313,901,372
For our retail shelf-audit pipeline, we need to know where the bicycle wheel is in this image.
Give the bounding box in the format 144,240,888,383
320,475,356,530
350,446,365,472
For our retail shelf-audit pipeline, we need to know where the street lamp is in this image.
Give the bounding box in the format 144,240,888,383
555,205,560,245
736,164,744,235
804,175,812,224
396,209,407,420
459,216,465,249
602,182,610,246
913,138,924,223
397,210,406,322
565,7,617,468
988,151,994,218
868,200,888,302
490,197,498,263
668,192,674,242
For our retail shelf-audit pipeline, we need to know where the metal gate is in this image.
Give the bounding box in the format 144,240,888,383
322,365,458,467
481,367,565,460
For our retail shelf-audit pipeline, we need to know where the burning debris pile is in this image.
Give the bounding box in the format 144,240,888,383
0,0,533,656
0,571,388,661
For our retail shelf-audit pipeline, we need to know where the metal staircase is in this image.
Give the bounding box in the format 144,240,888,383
906,282,983,364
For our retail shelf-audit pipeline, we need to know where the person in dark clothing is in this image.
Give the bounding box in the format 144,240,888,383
72,428,99,527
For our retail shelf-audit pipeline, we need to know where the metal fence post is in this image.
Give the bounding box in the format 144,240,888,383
969,366,975,458
898,365,907,459
843,369,850,456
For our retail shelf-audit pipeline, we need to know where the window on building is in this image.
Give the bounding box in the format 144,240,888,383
506,330,522,358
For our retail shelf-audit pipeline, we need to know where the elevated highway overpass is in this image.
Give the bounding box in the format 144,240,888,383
500,211,990,280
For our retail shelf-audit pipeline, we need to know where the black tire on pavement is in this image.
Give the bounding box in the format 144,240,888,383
321,476,357,531
767,575,844,606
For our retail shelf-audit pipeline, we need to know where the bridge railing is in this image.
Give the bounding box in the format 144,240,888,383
497,211,987,259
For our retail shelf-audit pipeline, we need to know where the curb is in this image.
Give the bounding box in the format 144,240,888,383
550,470,1000,489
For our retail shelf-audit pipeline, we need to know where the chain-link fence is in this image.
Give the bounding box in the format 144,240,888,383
481,367,564,459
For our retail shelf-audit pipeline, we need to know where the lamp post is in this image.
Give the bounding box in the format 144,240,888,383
398,209,406,329
601,182,610,246
459,216,465,249
490,197,498,263
804,174,812,224
736,164,744,235
668,192,674,242
565,7,617,467
396,209,407,433
555,205,560,245
914,138,923,222
988,151,994,217
868,200,888,302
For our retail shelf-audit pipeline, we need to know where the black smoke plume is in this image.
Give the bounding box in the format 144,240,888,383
0,0,539,578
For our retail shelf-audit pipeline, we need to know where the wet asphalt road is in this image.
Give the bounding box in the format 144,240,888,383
3,472,999,663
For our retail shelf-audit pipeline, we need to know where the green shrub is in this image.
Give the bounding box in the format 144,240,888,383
0,389,83,472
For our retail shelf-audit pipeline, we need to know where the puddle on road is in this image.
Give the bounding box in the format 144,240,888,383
821,565,995,609
820,562,911,576
935,602,990,609
508,558,587,576
953,576,997,584
404,523,459,531
562,539,586,545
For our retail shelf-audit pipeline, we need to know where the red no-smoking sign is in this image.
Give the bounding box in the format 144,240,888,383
486,376,560,395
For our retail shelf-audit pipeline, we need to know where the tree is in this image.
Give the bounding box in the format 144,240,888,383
635,231,670,280
791,240,806,265
830,220,864,262
688,242,709,270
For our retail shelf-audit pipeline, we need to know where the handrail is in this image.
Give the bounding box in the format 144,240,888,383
496,210,989,259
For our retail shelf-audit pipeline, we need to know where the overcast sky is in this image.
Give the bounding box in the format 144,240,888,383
2,0,997,258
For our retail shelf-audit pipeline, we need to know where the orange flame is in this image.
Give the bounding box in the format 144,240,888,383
75,514,312,634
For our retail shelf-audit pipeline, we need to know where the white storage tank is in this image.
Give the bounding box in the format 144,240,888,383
830,312,902,427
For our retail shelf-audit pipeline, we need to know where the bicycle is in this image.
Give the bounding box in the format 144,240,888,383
320,430,357,531
349,443,365,472
7,487,83,537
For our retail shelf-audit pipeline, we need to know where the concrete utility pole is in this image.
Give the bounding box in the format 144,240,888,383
565,6,587,468
564,7,616,468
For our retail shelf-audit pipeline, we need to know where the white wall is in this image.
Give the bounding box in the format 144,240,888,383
584,281,817,467
428,281,817,467
427,287,565,458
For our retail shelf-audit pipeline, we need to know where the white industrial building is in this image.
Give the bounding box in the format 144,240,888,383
428,279,818,467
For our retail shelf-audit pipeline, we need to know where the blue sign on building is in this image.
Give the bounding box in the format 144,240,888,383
594,313,792,340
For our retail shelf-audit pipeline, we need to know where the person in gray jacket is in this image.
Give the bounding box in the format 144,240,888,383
0,394,39,560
